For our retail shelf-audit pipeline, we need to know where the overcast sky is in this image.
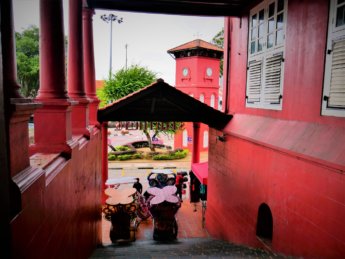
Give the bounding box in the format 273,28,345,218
13,0,224,85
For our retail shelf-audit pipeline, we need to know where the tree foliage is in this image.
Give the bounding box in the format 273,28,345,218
212,28,224,76
98,64,183,151
15,25,40,97
102,64,157,103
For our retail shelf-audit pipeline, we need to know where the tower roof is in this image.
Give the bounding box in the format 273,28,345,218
167,39,223,59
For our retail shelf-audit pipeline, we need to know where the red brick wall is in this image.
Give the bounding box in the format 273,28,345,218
11,130,102,258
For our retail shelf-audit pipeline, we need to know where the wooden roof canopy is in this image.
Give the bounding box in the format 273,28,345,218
86,0,257,16
97,80,232,130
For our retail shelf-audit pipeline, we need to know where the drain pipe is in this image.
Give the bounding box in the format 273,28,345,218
101,121,108,203
223,17,231,115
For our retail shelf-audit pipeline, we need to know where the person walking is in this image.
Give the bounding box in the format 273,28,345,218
175,174,183,200
133,178,143,194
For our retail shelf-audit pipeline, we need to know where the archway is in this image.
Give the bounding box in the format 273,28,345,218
256,203,273,244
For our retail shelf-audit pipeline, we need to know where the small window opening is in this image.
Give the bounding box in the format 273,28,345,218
256,203,273,245
29,115,35,145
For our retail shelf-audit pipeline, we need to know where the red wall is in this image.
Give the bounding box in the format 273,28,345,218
174,55,220,152
174,122,209,152
175,56,220,89
207,0,345,258
10,130,102,258
208,129,345,258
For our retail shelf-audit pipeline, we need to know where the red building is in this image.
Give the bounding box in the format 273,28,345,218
206,0,345,258
1,0,345,258
168,39,223,152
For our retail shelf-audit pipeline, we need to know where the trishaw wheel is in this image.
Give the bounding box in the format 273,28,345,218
130,229,136,242
173,219,178,239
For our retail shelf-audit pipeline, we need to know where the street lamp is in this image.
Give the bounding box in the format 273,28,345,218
100,14,123,78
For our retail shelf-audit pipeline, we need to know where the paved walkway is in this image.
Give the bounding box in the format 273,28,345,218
97,198,279,258
93,157,287,258
102,198,209,244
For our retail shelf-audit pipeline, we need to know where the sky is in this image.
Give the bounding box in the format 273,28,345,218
13,0,224,85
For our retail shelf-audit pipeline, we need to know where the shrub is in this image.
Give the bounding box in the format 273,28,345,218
117,154,133,161
173,149,189,159
115,145,131,151
152,149,188,160
108,153,117,160
132,153,143,159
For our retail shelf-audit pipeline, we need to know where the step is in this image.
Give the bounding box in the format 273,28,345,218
90,237,284,258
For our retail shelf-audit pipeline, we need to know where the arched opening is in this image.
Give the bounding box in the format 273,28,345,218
210,94,215,108
203,130,209,148
199,94,205,103
183,129,188,147
256,203,273,245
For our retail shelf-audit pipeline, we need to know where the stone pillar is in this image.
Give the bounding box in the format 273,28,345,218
83,7,100,127
1,0,40,174
192,122,201,164
101,122,108,203
68,0,90,137
1,0,22,98
32,0,73,154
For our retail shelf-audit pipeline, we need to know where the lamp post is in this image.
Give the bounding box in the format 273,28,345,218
100,14,123,78
125,43,128,70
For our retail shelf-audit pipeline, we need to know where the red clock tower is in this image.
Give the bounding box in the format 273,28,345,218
167,39,223,153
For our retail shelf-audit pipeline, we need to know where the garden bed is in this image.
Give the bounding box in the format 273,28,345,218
108,144,188,161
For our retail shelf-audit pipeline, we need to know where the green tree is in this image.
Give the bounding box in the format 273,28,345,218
15,25,40,97
212,28,224,76
102,64,156,102
98,64,183,151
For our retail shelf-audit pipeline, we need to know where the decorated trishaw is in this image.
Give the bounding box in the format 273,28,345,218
103,170,185,242
144,170,182,241
102,177,150,243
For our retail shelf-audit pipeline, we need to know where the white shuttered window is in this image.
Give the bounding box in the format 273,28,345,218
263,53,283,104
246,0,286,110
322,0,345,117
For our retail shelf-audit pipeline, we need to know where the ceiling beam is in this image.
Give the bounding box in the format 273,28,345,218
87,0,254,17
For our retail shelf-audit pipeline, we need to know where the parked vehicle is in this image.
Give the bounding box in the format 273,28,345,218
146,169,176,188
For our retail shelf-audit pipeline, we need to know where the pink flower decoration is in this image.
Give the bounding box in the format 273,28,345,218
104,188,136,205
147,186,179,205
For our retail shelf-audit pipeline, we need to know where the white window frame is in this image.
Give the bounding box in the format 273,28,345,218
199,94,205,103
182,130,188,147
210,94,215,108
322,0,345,117
203,131,209,148
246,0,287,110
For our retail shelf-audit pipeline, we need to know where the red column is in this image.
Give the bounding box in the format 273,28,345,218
1,0,22,98
83,7,100,127
68,0,90,137
32,0,73,154
192,122,201,164
101,122,108,203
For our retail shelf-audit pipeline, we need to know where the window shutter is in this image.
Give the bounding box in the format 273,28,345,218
246,59,262,103
263,53,283,104
328,39,345,108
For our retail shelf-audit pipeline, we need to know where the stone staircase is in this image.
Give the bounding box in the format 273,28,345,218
90,237,287,258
